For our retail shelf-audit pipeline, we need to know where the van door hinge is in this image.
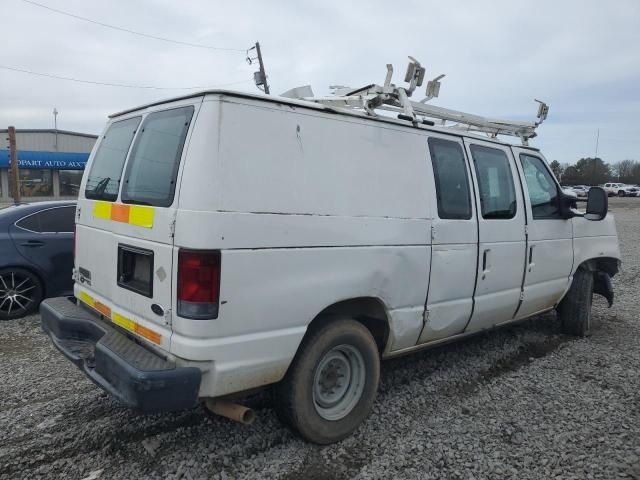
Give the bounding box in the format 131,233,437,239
519,291,525,301
524,225,529,236
169,219,176,238
430,225,436,242
423,308,430,324
164,308,172,326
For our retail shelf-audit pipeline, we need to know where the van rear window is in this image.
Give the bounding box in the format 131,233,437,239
85,117,141,201
121,106,194,207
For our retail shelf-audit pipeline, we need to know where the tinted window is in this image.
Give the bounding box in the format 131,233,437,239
520,154,561,219
16,206,75,233
121,106,194,207
428,138,472,220
470,145,517,219
85,117,141,202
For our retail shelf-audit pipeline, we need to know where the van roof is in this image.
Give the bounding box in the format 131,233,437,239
109,89,540,151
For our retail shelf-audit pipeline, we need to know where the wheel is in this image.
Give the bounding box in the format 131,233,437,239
557,267,594,336
618,190,625,197
0,268,43,320
275,317,380,444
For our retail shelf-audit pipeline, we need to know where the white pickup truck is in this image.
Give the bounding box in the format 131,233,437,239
41,75,620,444
603,183,639,197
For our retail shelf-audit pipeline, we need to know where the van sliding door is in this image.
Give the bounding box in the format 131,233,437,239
463,139,527,333
418,134,478,344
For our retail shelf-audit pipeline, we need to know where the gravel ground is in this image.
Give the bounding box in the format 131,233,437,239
1,197,639,480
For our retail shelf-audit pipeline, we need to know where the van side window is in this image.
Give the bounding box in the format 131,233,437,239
85,117,141,202
121,106,194,208
470,145,517,219
427,138,472,220
519,154,561,219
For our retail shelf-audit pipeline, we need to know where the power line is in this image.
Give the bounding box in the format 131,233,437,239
0,64,251,90
21,0,246,52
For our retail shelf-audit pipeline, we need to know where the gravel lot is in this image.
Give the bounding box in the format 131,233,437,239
1,197,639,480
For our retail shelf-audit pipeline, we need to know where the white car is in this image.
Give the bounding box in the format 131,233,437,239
41,86,620,444
603,183,639,197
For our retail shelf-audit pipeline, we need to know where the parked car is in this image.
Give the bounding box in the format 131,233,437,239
0,201,75,320
603,183,638,197
560,185,588,198
571,185,589,197
41,89,620,444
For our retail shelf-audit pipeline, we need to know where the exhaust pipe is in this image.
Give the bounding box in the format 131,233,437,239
205,399,256,425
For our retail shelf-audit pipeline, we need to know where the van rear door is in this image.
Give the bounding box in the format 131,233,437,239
75,100,199,349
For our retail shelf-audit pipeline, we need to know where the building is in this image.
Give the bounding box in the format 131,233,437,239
0,129,97,204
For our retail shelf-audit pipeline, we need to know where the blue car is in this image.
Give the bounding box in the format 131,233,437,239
0,201,76,320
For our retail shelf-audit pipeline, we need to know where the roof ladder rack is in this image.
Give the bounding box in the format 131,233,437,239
299,57,549,146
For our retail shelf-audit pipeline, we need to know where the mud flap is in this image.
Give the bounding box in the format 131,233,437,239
593,271,614,307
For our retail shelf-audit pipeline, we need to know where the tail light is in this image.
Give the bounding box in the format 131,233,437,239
177,250,221,319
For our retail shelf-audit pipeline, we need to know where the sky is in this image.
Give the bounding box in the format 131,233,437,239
1,0,639,164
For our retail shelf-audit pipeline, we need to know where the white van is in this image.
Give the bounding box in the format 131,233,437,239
41,84,620,444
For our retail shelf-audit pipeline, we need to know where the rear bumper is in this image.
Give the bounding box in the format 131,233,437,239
40,297,201,413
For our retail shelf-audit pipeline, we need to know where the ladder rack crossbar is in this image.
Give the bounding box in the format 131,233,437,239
297,61,548,146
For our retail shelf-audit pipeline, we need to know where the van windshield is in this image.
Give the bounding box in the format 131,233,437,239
121,106,194,207
85,117,141,201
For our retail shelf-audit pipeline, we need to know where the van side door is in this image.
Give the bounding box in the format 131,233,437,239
463,139,526,333
418,134,478,343
512,149,573,318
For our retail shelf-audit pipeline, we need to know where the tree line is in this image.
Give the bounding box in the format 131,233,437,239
548,158,640,186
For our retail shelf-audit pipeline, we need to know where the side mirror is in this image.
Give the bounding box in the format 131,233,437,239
585,186,608,221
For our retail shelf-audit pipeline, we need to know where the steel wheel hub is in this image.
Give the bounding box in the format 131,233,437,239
313,344,366,421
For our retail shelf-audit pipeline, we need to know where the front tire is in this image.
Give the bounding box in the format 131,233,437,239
558,268,594,336
618,190,626,197
0,268,43,320
275,317,380,444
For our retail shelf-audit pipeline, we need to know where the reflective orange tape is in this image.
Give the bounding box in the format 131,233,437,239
110,203,130,223
94,301,111,318
135,323,162,345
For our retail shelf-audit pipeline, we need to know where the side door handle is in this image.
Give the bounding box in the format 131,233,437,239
481,249,491,279
528,245,535,272
21,240,45,248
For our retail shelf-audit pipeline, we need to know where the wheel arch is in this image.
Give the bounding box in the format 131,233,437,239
302,297,391,354
563,256,619,308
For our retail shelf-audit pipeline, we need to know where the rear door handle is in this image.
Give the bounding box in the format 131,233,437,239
21,240,45,248
481,249,491,279
528,245,535,271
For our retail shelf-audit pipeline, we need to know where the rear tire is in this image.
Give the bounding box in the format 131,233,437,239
0,268,43,320
558,268,594,336
275,317,380,444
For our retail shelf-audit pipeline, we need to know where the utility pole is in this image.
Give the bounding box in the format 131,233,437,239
53,108,59,151
7,126,21,204
247,41,270,94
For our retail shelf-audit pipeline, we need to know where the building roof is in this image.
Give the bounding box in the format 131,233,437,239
0,129,98,139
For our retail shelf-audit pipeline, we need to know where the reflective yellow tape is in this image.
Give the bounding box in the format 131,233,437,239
78,291,94,307
112,312,135,332
77,289,162,345
93,201,112,220
128,205,155,228
92,201,154,228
